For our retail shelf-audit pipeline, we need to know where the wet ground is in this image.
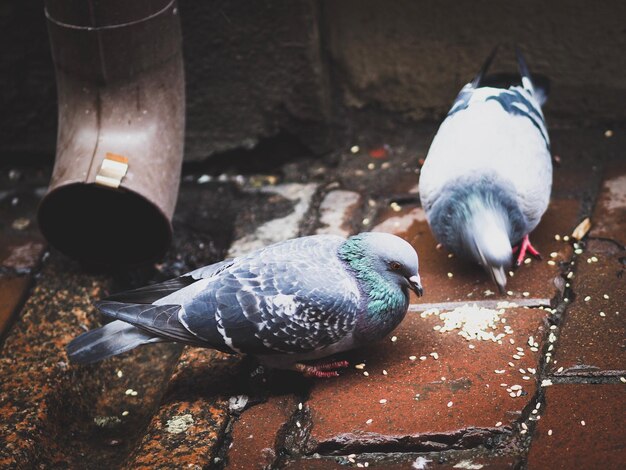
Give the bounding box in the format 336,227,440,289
0,116,625,469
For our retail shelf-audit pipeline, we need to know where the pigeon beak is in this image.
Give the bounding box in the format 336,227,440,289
408,275,424,297
487,266,507,294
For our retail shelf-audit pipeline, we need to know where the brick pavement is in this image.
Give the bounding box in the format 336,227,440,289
0,128,624,468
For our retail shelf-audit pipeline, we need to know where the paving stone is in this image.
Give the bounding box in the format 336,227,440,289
589,160,626,245
0,253,182,469
549,239,625,376
227,183,318,257
282,453,519,469
125,348,243,469
527,384,626,470
315,189,362,237
0,275,30,336
305,307,547,454
225,395,298,469
372,200,578,303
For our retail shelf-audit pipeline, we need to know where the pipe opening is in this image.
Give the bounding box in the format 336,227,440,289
38,183,171,266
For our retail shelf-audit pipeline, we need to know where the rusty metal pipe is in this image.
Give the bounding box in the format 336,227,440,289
38,0,185,265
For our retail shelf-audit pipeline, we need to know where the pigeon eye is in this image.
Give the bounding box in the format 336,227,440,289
389,261,402,270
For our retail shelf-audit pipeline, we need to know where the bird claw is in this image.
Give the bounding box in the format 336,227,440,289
294,360,350,378
513,235,541,266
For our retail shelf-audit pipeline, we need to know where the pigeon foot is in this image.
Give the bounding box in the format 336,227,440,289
294,360,350,378
513,234,541,266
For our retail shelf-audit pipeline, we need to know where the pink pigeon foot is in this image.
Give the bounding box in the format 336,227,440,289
513,234,541,266
294,360,350,378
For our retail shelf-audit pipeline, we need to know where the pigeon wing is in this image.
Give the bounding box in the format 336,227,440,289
179,235,362,355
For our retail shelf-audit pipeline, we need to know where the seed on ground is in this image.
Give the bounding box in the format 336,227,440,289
547,260,556,266
363,371,369,377
521,429,527,434
548,429,553,436
391,336,398,342
522,376,530,380
581,420,586,426
355,363,366,369
600,312,606,317
366,418,373,424
603,294,610,299
298,402,303,410
420,356,427,361
430,352,439,359
522,422,528,430
409,356,417,361
495,369,505,374
541,379,553,387
524,258,532,265
584,296,591,302
555,234,561,241
379,399,387,404
620,377,626,383
382,370,388,376
509,392,517,398
350,145,360,153
447,272,454,278
447,401,453,407
495,421,503,426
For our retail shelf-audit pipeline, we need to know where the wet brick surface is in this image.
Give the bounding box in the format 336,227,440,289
0,275,30,336
225,395,298,469
125,348,241,469
526,384,626,470
305,307,547,454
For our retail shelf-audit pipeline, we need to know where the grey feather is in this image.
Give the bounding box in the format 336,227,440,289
66,320,163,364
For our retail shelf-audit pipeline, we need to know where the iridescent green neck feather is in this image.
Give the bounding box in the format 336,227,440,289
338,235,407,318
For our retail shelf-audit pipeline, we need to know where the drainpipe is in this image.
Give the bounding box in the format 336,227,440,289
38,0,185,265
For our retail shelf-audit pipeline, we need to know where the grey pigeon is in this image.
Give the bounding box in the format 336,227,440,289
419,47,552,291
67,232,423,377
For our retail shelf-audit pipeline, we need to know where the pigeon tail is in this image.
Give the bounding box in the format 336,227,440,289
464,206,513,292
66,320,164,364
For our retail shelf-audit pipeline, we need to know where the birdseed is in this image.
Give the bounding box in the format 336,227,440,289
603,294,609,299
447,401,453,407
447,272,454,278
355,363,366,369
391,336,398,342
379,399,387,404
430,352,439,359
548,429,553,436
584,296,591,302
541,379,553,387
520,429,527,434
495,421,503,426
382,370,388,376
581,420,586,426
600,312,606,317
620,377,626,383
122,411,129,416
366,419,373,424
350,145,360,153
524,258,531,265
409,356,417,361
522,422,528,430
495,370,505,374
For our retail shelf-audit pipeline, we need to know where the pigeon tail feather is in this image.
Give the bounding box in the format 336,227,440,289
66,320,163,364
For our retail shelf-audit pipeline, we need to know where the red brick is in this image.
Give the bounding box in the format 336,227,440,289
125,348,242,469
283,453,518,469
589,161,626,245
550,239,625,376
527,384,626,470
0,275,30,336
306,308,548,453
372,200,578,303
226,395,297,470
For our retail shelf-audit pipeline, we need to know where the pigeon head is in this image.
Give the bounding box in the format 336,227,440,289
463,206,512,293
339,232,423,298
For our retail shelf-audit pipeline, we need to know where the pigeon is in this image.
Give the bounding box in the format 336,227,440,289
66,232,423,377
419,47,552,292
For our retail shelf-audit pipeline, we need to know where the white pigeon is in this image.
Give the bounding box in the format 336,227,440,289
419,47,552,291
